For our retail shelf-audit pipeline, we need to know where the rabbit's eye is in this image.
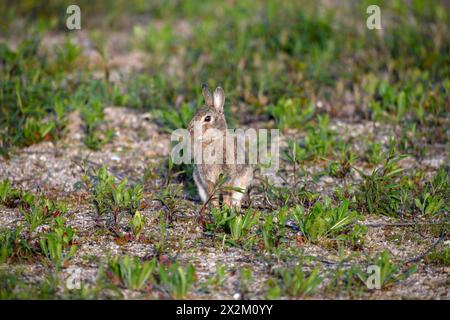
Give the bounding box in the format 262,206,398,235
204,115,212,122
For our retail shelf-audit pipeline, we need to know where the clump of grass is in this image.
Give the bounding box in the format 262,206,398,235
286,115,342,162
0,227,33,263
104,255,196,298
157,261,196,299
0,182,35,209
425,247,449,267
81,100,115,150
337,224,368,250
20,196,67,233
129,210,146,240
415,167,449,217
0,179,16,206
258,207,289,252
209,207,260,245
327,150,357,179
106,255,156,291
0,268,61,300
156,102,195,133
82,166,143,228
354,140,410,216
267,264,322,299
38,216,78,268
364,142,384,165
367,251,417,289
269,97,314,130
292,198,360,243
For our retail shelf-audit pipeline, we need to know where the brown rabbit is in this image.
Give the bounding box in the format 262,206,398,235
187,84,253,210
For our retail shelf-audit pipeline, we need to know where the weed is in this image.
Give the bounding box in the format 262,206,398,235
156,102,195,133
425,247,449,266
258,207,289,252
0,179,13,205
157,261,196,299
292,199,359,243
210,207,260,244
355,140,410,216
268,264,322,298
129,211,146,240
238,267,252,298
106,255,156,290
81,100,115,150
337,224,368,249
369,251,417,289
327,150,358,179
269,98,314,130
286,115,341,162
415,167,449,216
39,216,78,268
21,197,67,233
0,227,33,263
364,142,384,165
83,166,143,228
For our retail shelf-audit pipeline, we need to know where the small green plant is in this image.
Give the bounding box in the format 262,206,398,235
269,98,314,130
327,264,367,297
365,142,384,165
258,207,289,252
21,197,67,233
292,199,359,243
355,140,410,216
210,207,260,244
0,179,32,208
415,167,449,216
337,224,368,249
0,227,33,263
425,247,449,266
84,166,143,227
238,267,252,298
39,216,77,268
81,100,115,150
0,269,24,300
414,192,445,216
106,255,156,290
327,150,357,179
370,251,417,289
158,261,196,299
268,264,322,298
156,102,195,133
286,115,341,162
129,211,146,240
207,263,227,288
0,179,12,205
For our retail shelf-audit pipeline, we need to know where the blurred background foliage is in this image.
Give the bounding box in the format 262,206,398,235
0,0,449,156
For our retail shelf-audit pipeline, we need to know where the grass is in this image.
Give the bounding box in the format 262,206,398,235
292,199,360,243
209,207,260,245
0,0,448,300
39,216,78,268
104,255,196,298
105,255,156,290
267,264,323,299
81,165,143,229
369,251,418,289
355,140,410,216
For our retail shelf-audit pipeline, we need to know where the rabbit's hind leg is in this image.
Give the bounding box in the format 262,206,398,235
194,168,208,203
223,177,246,210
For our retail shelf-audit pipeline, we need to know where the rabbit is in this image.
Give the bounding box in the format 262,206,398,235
187,84,253,210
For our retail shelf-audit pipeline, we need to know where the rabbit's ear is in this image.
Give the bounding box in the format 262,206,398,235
202,84,213,106
213,87,225,113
